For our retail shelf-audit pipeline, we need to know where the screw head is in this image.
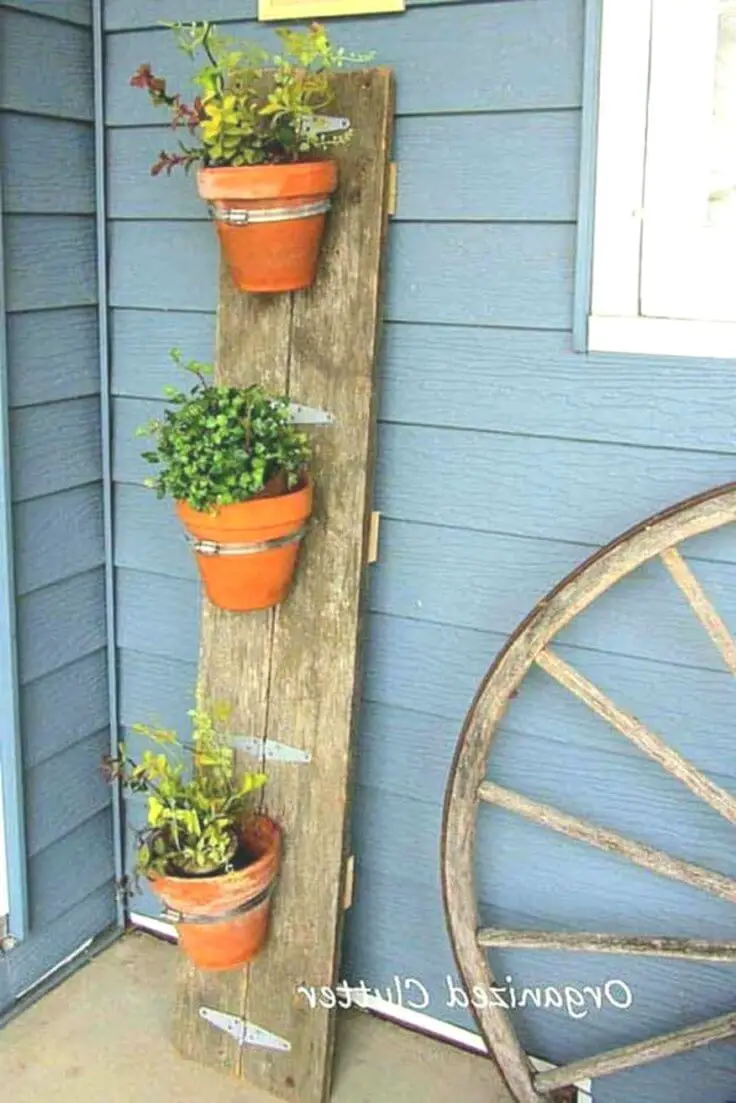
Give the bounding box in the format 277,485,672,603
1,935,17,952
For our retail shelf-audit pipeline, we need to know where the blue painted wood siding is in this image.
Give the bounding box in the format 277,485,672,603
0,2,117,1012
104,2,736,1098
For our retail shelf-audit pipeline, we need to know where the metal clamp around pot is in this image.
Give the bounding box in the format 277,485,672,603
190,526,307,557
160,881,275,926
209,198,332,226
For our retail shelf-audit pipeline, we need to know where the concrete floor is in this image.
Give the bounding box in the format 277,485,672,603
0,930,515,1103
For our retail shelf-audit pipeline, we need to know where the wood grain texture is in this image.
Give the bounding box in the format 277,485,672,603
8,308,99,407
0,116,94,214
14,485,105,596
476,928,736,962
17,567,106,685
110,309,736,456
443,484,736,1103
0,10,93,120
21,649,109,770
108,219,574,329
104,0,581,123
660,547,736,675
536,648,736,825
25,729,111,856
4,216,97,312
172,70,394,1103
480,781,736,905
534,1011,736,1093
107,111,580,223
11,398,101,502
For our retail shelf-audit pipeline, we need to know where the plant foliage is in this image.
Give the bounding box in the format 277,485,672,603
137,349,310,513
102,694,267,877
130,21,372,174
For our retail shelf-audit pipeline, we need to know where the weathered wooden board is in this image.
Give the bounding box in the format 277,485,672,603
171,69,394,1103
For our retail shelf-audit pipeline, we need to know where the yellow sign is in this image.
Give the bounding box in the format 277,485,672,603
259,0,404,20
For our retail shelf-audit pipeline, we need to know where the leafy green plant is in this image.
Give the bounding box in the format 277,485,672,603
130,21,372,174
137,349,310,513
102,695,267,877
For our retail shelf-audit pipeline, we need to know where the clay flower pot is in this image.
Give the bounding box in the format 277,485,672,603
149,815,282,972
176,477,313,613
197,160,339,293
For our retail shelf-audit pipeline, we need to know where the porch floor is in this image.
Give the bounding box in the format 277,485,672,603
0,930,514,1103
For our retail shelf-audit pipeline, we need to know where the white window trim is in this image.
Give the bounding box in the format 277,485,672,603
588,0,736,359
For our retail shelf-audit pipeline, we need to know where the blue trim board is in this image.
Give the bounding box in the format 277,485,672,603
93,0,125,929
572,0,603,352
0,156,29,943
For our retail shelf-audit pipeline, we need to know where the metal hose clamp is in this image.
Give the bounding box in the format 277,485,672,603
190,526,307,557
210,198,331,226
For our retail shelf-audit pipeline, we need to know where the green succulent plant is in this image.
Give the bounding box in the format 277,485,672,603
130,21,373,173
103,694,267,878
136,349,310,513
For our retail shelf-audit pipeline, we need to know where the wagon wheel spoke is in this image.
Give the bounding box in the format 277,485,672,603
536,647,736,825
660,546,736,675
442,483,736,1102
479,781,736,903
476,928,736,962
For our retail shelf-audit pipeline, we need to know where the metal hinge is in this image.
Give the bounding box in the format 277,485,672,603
200,1007,291,1051
0,914,17,953
299,115,350,138
387,162,398,216
288,403,335,426
233,735,311,765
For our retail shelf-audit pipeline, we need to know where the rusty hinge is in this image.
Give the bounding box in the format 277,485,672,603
387,163,398,216
343,855,356,910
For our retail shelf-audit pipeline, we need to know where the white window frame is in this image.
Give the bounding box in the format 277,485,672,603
587,0,736,359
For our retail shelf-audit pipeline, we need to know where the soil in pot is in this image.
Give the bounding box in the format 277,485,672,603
149,814,282,971
197,160,339,293
176,476,313,613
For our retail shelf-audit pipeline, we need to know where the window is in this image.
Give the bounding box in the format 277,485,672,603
587,0,736,358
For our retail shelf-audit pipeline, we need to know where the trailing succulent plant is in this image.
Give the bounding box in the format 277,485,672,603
130,21,372,174
137,349,310,513
102,694,267,878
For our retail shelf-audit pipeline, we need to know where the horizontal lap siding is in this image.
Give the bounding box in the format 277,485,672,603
0,6,114,1014
105,2,736,1098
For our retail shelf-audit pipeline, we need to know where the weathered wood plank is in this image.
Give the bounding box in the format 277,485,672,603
104,0,581,123
108,219,574,329
172,70,394,1103
476,928,736,962
0,116,94,215
0,10,93,120
536,648,736,825
534,1011,736,1093
4,216,97,312
660,546,736,675
479,781,736,905
8,307,99,407
107,111,580,223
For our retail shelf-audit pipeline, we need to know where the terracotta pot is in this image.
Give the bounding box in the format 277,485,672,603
175,477,313,613
197,160,339,293
149,815,282,972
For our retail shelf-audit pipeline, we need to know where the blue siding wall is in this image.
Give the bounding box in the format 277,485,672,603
104,2,736,1099
0,2,116,1012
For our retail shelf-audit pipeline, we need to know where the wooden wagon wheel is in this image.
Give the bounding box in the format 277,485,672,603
441,482,736,1103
